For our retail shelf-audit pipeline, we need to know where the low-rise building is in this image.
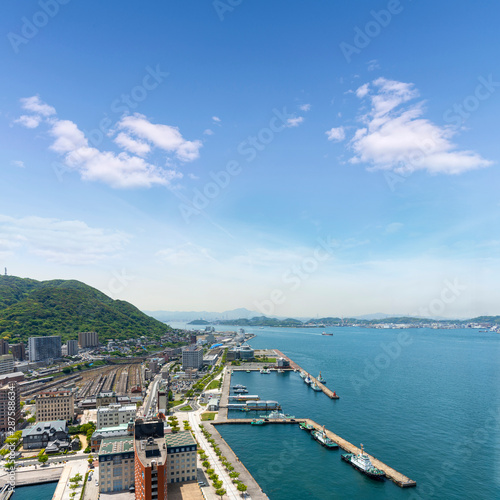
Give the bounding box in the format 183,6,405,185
97,404,137,429
36,391,74,422
165,431,198,483
22,420,69,450
90,421,134,453
99,436,135,493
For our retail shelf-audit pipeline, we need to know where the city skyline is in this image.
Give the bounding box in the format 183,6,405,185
1,2,500,318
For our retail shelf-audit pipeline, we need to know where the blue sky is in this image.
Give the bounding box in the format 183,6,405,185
1,0,500,318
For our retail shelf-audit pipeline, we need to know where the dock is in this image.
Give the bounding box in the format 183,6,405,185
213,418,416,488
274,349,340,399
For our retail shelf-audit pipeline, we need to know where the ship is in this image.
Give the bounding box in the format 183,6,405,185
250,419,265,425
299,422,315,431
311,382,322,391
260,410,295,419
304,374,312,385
317,371,326,384
312,426,338,449
260,368,271,374
322,332,333,336
299,371,306,379
341,444,385,481
233,384,247,389
233,388,248,393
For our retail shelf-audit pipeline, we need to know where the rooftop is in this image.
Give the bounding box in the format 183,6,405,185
99,437,134,456
165,431,196,449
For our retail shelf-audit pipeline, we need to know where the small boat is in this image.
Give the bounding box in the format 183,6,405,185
246,370,251,373
312,426,338,449
299,422,315,431
299,371,306,379
233,388,248,393
341,444,385,481
260,368,271,374
311,382,322,391
250,419,265,425
322,332,333,336
317,371,326,384
233,385,247,390
304,374,312,385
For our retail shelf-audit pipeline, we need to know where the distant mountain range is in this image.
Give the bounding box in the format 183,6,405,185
144,307,259,322
0,275,172,343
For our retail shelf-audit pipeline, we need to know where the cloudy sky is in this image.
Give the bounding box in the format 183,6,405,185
1,1,499,318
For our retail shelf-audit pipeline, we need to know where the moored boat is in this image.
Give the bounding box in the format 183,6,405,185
250,419,265,425
260,410,295,419
299,422,315,431
317,371,326,384
260,368,271,374
311,382,322,391
341,444,385,481
299,371,306,379
304,374,312,385
312,426,338,449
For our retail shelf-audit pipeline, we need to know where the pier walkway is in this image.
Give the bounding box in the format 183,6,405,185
213,419,416,488
274,350,340,399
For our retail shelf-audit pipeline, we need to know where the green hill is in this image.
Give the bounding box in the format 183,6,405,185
0,275,171,343
218,316,304,327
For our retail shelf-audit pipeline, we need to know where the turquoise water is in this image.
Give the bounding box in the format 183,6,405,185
214,326,500,500
11,482,57,500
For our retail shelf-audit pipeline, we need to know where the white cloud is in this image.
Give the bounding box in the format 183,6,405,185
117,113,202,162
367,59,380,71
203,129,214,135
11,160,25,168
14,115,41,128
355,83,370,98
326,126,346,142
114,132,151,156
0,214,130,265
347,77,493,175
49,119,88,153
299,104,311,112
212,116,221,123
188,173,199,180
286,116,304,128
20,95,56,117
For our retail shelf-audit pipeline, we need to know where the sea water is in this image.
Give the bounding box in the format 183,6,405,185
211,326,500,500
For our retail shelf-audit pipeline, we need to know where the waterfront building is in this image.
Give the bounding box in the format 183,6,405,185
165,431,197,483
97,404,137,429
227,344,255,361
0,383,20,431
203,353,219,366
36,391,74,422
276,357,290,368
0,340,8,355
28,336,62,362
10,343,25,361
78,331,99,348
22,420,69,450
98,436,135,493
134,419,168,500
66,340,79,356
0,355,14,375
182,345,203,370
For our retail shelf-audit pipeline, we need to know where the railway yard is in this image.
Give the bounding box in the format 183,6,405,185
20,362,145,402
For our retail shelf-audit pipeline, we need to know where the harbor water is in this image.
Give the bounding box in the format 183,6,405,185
11,482,57,500
206,326,500,500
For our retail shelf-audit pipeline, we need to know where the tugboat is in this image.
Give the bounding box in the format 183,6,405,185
317,371,326,384
250,419,265,425
312,426,338,449
304,374,312,385
299,422,315,431
341,444,385,481
311,381,322,391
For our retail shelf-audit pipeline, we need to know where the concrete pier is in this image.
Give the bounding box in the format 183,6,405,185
274,349,340,399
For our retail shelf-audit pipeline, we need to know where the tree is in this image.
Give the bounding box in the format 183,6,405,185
215,488,226,499
38,454,48,464
237,483,248,493
4,461,15,470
